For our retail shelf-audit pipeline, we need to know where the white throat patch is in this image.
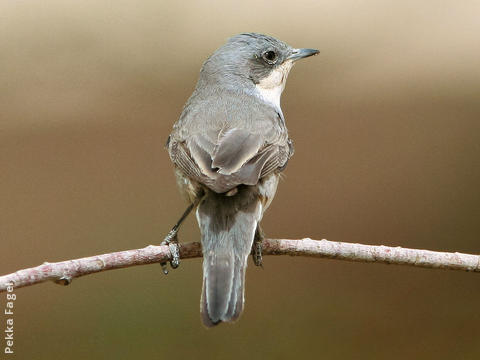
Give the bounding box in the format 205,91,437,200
254,60,294,110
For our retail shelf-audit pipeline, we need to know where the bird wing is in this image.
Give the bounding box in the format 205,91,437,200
168,127,288,193
211,128,264,175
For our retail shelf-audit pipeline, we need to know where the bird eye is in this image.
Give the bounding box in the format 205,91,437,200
262,50,278,64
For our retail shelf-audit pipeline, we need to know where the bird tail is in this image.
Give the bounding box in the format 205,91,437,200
197,187,261,327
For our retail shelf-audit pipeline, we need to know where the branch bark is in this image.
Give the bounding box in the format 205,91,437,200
1,238,479,292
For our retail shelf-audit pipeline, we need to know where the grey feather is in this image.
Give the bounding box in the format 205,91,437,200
168,98,290,193
197,186,262,326
212,128,264,175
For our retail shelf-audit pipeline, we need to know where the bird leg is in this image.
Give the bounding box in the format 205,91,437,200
252,224,265,267
160,202,196,274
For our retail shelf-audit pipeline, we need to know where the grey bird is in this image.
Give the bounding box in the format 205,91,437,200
163,33,318,327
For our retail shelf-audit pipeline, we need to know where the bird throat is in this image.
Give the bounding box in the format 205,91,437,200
254,60,294,110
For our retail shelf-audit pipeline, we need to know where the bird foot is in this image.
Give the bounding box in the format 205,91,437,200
252,238,263,268
160,229,180,275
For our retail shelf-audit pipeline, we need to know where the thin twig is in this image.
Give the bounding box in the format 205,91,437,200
1,238,479,292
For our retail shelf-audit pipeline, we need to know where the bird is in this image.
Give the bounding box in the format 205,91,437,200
163,33,318,327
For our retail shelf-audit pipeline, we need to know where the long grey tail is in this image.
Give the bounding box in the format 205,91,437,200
197,188,261,327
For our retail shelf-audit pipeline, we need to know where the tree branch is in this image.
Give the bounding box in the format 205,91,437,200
1,238,479,292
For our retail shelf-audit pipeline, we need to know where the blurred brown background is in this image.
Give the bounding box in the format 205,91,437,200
1,1,480,359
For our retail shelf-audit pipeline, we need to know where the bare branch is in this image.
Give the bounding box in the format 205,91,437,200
1,238,479,292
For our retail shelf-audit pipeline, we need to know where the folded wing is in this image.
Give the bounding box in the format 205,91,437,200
169,127,288,193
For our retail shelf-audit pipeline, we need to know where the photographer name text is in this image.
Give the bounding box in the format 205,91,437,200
4,282,15,355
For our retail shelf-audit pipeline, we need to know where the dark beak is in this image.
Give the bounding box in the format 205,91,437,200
287,48,320,62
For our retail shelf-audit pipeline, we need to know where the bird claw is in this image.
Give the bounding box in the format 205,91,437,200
252,226,264,267
252,238,263,268
168,242,180,269
160,230,180,274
